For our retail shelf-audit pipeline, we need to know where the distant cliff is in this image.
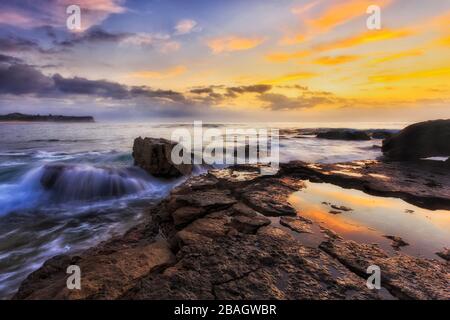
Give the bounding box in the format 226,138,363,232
0,113,95,123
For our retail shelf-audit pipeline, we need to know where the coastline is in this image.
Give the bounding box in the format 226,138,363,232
13,159,450,300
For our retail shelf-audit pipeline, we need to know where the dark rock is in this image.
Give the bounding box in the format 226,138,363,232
132,137,193,177
241,177,304,217
279,216,312,233
319,239,450,300
330,205,353,212
231,202,260,217
40,164,65,189
172,207,206,228
436,248,450,261
383,235,409,250
229,215,271,234
370,131,394,139
122,224,381,300
382,119,450,160
14,241,175,299
316,130,371,141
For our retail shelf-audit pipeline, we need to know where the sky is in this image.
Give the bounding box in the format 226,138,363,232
0,0,449,122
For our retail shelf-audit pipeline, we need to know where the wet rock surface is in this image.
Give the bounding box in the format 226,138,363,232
132,137,193,177
14,161,450,300
382,119,450,160
319,239,450,300
316,130,371,141
436,248,450,261
383,235,409,250
279,216,312,234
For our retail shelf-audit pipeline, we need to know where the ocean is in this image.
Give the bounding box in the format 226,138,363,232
0,121,407,298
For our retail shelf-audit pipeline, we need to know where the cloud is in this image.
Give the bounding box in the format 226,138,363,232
266,50,310,62
190,87,215,95
0,53,23,64
306,0,392,32
0,10,37,28
370,49,423,64
314,55,359,65
0,63,54,94
313,28,412,52
174,19,201,35
0,0,126,31
207,36,264,54
58,27,128,47
262,72,317,84
278,33,306,46
0,57,190,105
130,87,187,103
225,84,272,97
128,66,187,79
188,84,272,100
52,74,130,99
259,93,333,110
369,67,450,83
121,33,169,46
159,41,181,53
55,27,180,53
0,36,41,52
267,27,413,65
276,84,309,91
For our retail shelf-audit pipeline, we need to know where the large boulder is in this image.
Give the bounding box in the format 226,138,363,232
382,119,450,160
132,137,193,177
316,130,371,141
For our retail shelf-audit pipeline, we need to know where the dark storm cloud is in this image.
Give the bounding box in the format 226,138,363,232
0,58,190,105
0,36,41,52
52,74,130,99
0,35,60,54
188,84,273,102
0,53,23,64
259,93,334,110
130,86,187,103
0,63,54,94
276,84,309,91
190,87,215,94
57,27,129,47
225,84,272,97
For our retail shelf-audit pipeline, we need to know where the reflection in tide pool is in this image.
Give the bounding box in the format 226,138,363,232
289,182,450,260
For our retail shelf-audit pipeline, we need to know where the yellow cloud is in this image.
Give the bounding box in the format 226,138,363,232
266,50,311,62
315,55,359,65
369,67,450,83
307,0,392,32
261,72,317,84
436,35,450,47
278,33,306,46
371,49,423,64
314,28,412,52
128,65,187,79
267,28,411,63
207,36,264,54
